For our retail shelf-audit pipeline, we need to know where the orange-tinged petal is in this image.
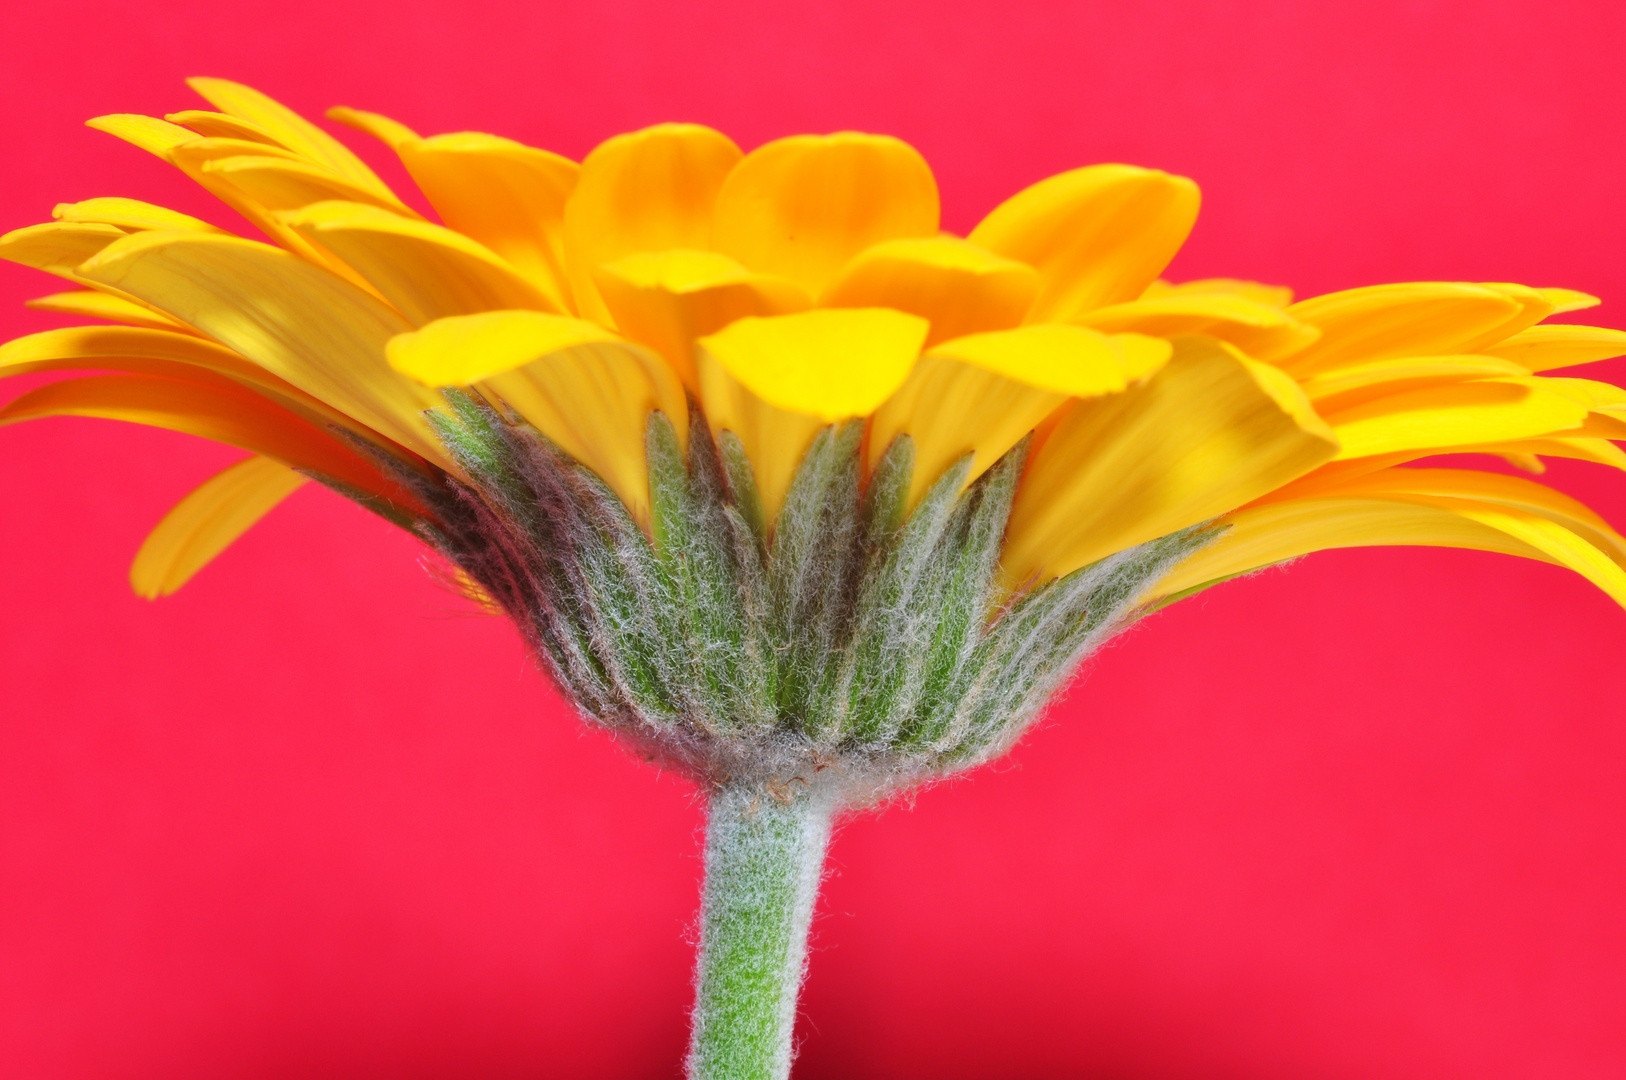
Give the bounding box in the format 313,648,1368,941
1142,277,1294,309
130,455,308,598
593,249,810,393
1457,282,1558,351
819,236,1038,346
869,325,1164,509
185,77,397,203
280,200,561,325
697,308,929,522
563,123,742,326
1480,324,1626,372
391,132,579,311
712,133,939,296
1076,293,1320,362
968,164,1200,322
0,373,417,508
1151,496,1558,601
1282,282,1522,375
78,230,449,466
388,310,688,526
1002,336,1338,587
326,106,420,149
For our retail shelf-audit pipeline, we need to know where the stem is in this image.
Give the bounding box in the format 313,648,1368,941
686,782,834,1080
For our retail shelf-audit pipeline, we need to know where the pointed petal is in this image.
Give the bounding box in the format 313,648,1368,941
712,133,939,296
968,164,1200,322
1152,496,1557,600
870,325,1164,510
326,106,420,148
1002,336,1338,586
85,114,196,156
0,373,419,509
23,290,195,333
1455,282,1558,351
77,230,449,465
1300,354,1532,412
196,154,418,217
165,110,286,146
388,311,687,525
1076,293,1320,361
185,77,397,202
1537,288,1600,314
280,200,561,324
0,221,127,280
697,308,929,522
1480,324,1626,372
1282,282,1522,375
1324,378,1589,460
593,249,809,392
563,124,742,325
820,236,1039,346
53,197,228,234
131,455,308,598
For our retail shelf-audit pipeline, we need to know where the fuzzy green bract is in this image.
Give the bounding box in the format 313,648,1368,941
388,391,1212,800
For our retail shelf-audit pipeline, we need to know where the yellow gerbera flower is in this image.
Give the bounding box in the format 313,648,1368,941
5,78,1624,1080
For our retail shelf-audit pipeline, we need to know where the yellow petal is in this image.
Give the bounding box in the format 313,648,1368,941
563,124,742,326
387,309,620,385
0,221,127,280
185,77,397,203
819,236,1039,346
1480,324,1626,372
1001,336,1338,587
52,197,227,234
326,106,420,149
280,200,561,325
1142,277,1294,309
390,132,579,312
712,133,939,296
593,248,809,393
78,230,448,465
1152,496,1557,600
85,114,197,157
1455,282,1558,351
165,110,286,147
698,308,927,421
0,373,417,507
1299,354,1532,412
388,310,687,526
131,455,308,598
0,325,376,441
869,325,1164,510
196,154,418,217
697,308,929,522
967,164,1200,322
1281,282,1522,376
1075,293,1320,362
23,290,195,333
1323,378,1588,460
1536,287,1601,314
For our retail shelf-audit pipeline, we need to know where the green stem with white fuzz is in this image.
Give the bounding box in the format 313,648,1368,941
686,782,835,1080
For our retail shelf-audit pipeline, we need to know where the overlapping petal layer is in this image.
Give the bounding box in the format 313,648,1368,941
1,76,1622,613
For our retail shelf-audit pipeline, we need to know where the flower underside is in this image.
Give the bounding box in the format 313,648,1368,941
3,79,1626,788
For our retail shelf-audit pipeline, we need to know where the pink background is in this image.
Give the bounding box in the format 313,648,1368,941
3,1,1625,1076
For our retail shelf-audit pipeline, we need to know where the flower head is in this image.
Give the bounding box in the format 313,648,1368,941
5,80,1625,795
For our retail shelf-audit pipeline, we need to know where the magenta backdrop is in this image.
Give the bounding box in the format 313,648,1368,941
3,1,1626,1077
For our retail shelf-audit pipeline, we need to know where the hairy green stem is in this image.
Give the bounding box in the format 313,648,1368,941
687,782,835,1080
